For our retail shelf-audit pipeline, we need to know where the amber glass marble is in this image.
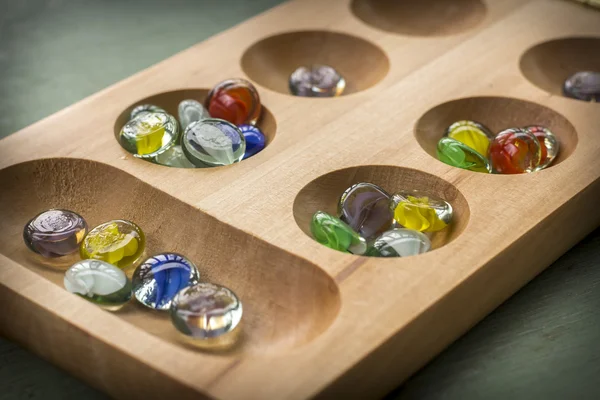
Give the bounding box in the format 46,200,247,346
206,78,262,125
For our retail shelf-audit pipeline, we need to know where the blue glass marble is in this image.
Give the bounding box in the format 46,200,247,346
132,253,200,310
239,124,266,160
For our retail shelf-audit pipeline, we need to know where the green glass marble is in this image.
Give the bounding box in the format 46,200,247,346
64,259,132,311
436,137,492,173
310,211,367,255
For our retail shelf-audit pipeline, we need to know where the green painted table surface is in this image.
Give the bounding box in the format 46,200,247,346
1,1,600,399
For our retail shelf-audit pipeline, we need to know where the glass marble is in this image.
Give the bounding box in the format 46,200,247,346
181,118,246,167
170,283,242,350
289,65,346,97
178,99,210,131
366,229,431,258
120,111,179,159
489,128,542,174
133,253,200,310
338,183,394,242
445,120,494,157
437,137,492,173
239,124,266,160
23,209,87,257
310,211,367,255
80,220,145,269
563,71,600,102
64,259,132,310
130,104,166,120
525,125,559,171
390,190,452,232
206,78,262,125
154,145,197,168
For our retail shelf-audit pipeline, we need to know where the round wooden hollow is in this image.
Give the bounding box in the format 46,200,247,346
241,31,390,96
520,37,600,100
293,165,470,253
415,96,578,170
350,0,487,37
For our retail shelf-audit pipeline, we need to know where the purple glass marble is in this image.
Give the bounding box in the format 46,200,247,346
239,124,266,160
289,65,346,97
23,209,88,257
563,71,600,102
338,183,394,242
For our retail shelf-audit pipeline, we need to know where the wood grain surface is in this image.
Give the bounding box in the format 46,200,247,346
1,0,600,399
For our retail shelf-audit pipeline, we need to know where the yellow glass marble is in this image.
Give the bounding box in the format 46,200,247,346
80,220,145,269
393,195,447,233
446,120,494,157
119,111,178,159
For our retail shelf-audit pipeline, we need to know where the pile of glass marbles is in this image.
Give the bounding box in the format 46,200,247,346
289,64,345,97
436,121,559,174
310,183,453,257
23,209,242,350
119,78,266,168
563,71,600,102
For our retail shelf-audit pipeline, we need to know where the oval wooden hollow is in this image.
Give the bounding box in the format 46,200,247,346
0,158,340,355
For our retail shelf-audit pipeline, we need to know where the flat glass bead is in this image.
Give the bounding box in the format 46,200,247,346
154,145,197,168
525,125,559,171
64,259,132,310
80,220,145,269
437,137,492,173
206,78,262,125
310,211,367,255
170,283,242,350
563,71,600,102
130,104,165,120
338,182,393,242
120,111,178,159
390,190,452,232
445,120,493,157
490,128,541,174
182,119,246,167
178,99,210,131
239,124,266,160
366,229,431,258
133,253,200,310
289,65,346,97
23,209,87,257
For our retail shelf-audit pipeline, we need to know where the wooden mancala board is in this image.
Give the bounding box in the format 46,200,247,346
1,0,599,398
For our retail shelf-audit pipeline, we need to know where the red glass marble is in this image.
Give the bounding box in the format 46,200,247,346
489,128,541,174
206,78,262,125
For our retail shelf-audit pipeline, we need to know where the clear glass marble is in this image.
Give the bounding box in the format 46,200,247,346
437,137,492,173
129,104,166,120
366,229,431,258
23,209,87,257
154,145,197,168
170,282,242,350
563,71,600,102
490,128,541,174
120,111,179,159
132,253,200,310
289,65,346,97
80,220,145,269
445,120,494,157
181,118,246,167
338,182,394,242
206,78,262,125
64,259,132,310
178,99,210,131
525,125,559,171
310,211,367,255
390,190,453,232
